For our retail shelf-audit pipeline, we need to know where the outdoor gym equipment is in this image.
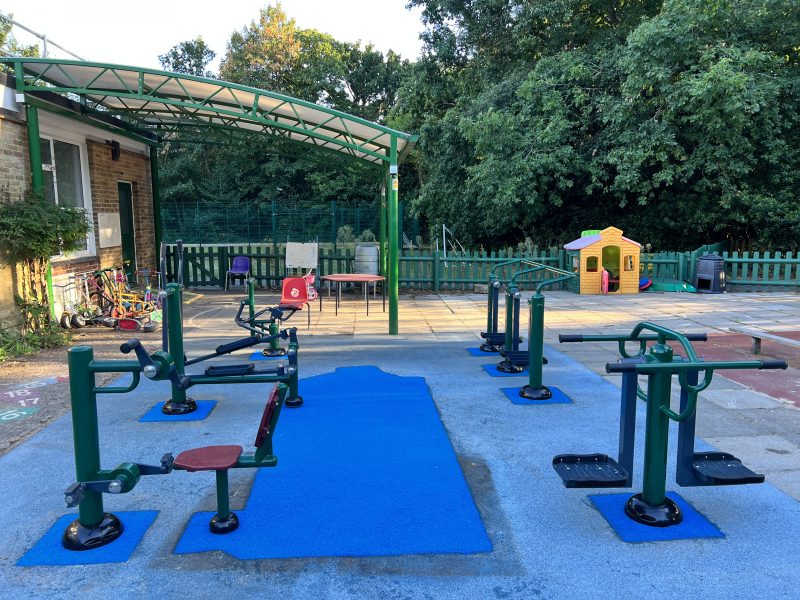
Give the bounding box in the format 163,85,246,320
479,259,530,353
238,278,304,357
156,283,303,415
553,323,787,527
61,342,288,549
495,263,575,374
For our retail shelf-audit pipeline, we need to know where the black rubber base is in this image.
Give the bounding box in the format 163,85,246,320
162,397,198,415
262,348,287,357
519,385,552,400
624,493,682,527
285,396,304,408
62,513,123,551
479,342,500,353
210,512,239,534
496,361,524,374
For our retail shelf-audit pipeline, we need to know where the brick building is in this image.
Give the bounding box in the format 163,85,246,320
0,73,156,328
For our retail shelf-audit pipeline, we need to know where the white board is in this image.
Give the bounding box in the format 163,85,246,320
285,242,318,269
98,212,121,248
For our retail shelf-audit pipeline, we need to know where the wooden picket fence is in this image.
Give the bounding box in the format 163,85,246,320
164,243,799,293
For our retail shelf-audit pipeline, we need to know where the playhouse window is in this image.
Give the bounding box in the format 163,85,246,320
586,256,598,272
624,256,635,271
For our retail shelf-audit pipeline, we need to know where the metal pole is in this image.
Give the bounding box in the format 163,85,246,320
162,283,196,414
150,145,163,266
388,138,399,335
380,180,387,278
271,198,277,255
520,292,551,400
25,103,44,194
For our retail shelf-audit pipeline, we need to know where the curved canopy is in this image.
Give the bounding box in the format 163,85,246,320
1,57,417,164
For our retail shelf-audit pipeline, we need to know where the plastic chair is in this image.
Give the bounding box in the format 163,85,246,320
225,256,251,291
280,277,311,328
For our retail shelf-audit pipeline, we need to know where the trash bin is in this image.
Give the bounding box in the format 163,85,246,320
694,254,726,293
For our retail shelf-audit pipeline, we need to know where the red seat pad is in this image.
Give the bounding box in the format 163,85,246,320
174,445,243,472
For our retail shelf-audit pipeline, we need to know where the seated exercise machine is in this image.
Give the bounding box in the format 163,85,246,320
238,277,302,357
158,282,303,414
553,323,787,527
62,340,289,550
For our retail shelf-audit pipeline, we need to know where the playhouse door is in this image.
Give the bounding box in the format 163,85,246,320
602,245,621,292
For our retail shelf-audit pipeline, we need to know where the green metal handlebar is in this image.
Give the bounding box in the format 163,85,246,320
90,360,143,394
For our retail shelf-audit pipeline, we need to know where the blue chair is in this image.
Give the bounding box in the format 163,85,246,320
225,256,251,291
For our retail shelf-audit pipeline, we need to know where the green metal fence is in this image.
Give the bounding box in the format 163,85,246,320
163,243,799,293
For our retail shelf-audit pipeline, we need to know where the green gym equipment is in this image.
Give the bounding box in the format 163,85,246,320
554,323,787,527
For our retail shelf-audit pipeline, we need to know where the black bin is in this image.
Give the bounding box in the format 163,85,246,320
694,254,726,293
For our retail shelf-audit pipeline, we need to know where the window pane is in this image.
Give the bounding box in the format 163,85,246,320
39,138,53,165
43,171,56,203
586,256,598,272
54,140,84,209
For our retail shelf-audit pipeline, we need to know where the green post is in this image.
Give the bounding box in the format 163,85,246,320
520,292,551,400
285,336,303,407
388,138,399,335
163,283,196,414
271,198,278,254
67,347,104,529
504,283,516,350
379,182,387,278
25,103,44,194
215,470,231,520
150,145,163,265
247,278,256,338
331,200,337,247
46,260,56,320
625,341,682,526
433,251,441,293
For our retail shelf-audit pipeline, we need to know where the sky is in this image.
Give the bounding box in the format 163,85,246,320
1,1,426,70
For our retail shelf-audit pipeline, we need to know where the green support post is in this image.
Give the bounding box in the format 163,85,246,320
503,282,517,351
379,182,387,278
46,260,56,320
285,335,303,407
388,138,399,334
520,292,550,400
25,103,44,194
247,279,257,338
433,251,441,293
271,198,278,255
163,283,197,415
150,145,163,265
625,340,681,526
331,200,337,247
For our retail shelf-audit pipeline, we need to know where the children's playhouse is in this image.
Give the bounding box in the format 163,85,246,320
564,227,641,294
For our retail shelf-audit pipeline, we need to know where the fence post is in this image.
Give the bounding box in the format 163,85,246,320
433,250,441,292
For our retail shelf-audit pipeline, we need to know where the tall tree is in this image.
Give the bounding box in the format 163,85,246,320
158,37,216,77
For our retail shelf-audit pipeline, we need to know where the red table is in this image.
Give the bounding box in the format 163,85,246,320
319,274,385,316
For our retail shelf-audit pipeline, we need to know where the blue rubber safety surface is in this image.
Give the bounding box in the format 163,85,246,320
467,347,498,356
249,351,284,361
174,366,492,559
500,385,573,405
18,511,158,566
139,400,217,422
589,492,725,543
481,363,528,377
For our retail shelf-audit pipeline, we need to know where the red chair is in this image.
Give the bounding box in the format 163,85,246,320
280,277,311,328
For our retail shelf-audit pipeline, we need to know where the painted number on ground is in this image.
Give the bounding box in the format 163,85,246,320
0,407,39,422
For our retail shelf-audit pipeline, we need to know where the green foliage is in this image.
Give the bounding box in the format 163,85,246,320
336,225,355,245
396,0,800,249
0,15,40,57
0,193,91,263
159,37,216,77
0,316,70,363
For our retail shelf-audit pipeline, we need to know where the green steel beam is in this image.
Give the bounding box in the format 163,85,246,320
24,103,43,193
150,145,163,263
388,137,399,335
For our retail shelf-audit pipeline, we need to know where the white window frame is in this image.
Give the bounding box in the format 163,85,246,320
39,124,96,261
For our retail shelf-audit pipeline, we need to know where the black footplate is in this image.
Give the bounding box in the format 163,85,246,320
500,350,548,365
552,454,630,488
205,363,255,377
481,332,523,345
691,452,765,485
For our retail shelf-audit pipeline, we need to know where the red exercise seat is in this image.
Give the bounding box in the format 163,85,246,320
173,445,243,472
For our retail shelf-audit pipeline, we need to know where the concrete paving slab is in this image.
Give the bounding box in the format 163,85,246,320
702,435,800,472
701,389,784,410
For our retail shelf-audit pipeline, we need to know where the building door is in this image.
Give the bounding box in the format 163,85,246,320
118,182,137,280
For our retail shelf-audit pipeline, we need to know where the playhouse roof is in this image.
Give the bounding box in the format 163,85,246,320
563,227,641,251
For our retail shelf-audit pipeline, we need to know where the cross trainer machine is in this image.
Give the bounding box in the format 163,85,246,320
62,341,289,550
553,323,787,527
238,277,304,357
158,282,303,414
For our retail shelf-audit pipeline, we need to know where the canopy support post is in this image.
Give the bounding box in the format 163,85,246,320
388,138,399,335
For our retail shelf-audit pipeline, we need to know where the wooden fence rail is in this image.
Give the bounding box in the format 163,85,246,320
163,244,799,293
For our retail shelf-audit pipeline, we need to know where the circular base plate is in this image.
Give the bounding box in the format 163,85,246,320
479,342,500,353
497,361,524,374
285,396,304,408
624,493,683,527
210,512,239,534
62,513,123,551
262,348,287,357
519,385,553,400
162,398,198,415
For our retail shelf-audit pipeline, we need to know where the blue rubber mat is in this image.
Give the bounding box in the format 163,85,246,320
18,511,158,566
501,386,573,405
481,364,528,377
589,492,724,543
249,351,284,361
139,400,217,422
175,366,492,559
467,347,498,356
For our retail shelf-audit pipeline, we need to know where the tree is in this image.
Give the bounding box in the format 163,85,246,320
0,15,40,57
158,37,216,77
